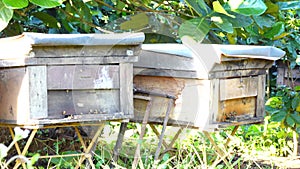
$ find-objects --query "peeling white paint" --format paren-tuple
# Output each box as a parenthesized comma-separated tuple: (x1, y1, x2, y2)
(94, 67, 113, 88)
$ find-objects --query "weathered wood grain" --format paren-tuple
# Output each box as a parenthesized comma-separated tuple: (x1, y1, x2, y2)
(47, 90, 120, 118)
(219, 76, 258, 101)
(33, 45, 141, 57)
(28, 66, 48, 119)
(47, 65, 120, 90)
(0, 56, 138, 68)
(0, 67, 29, 122)
(119, 63, 133, 116)
(256, 75, 266, 117)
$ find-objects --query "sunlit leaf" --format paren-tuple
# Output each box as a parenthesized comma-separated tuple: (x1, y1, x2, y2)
(265, 0, 279, 14)
(3, 0, 28, 9)
(29, 0, 63, 8)
(0, 1, 13, 32)
(32, 12, 61, 28)
(213, 1, 234, 17)
(179, 17, 210, 42)
(228, 0, 267, 16)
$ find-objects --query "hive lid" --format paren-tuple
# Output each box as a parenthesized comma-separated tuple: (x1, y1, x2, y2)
(140, 37, 285, 78)
(0, 32, 145, 59)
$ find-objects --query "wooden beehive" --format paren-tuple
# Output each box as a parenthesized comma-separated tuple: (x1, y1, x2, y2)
(276, 60, 300, 87)
(133, 40, 285, 131)
(0, 32, 144, 125)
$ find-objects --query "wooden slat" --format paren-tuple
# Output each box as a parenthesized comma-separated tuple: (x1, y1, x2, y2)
(134, 68, 199, 79)
(119, 63, 133, 116)
(47, 90, 120, 118)
(219, 76, 258, 101)
(33, 45, 141, 57)
(209, 69, 267, 79)
(0, 56, 138, 68)
(47, 65, 120, 90)
(256, 75, 266, 117)
(28, 66, 48, 119)
(212, 59, 274, 72)
(211, 79, 220, 124)
(0, 67, 29, 122)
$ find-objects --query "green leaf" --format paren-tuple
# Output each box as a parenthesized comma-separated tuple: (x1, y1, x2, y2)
(213, 1, 234, 17)
(185, 0, 210, 16)
(0, 1, 13, 32)
(120, 13, 149, 31)
(277, 1, 300, 10)
(3, 0, 28, 9)
(228, 0, 267, 16)
(253, 15, 275, 28)
(295, 86, 300, 92)
(211, 16, 233, 33)
(290, 113, 300, 124)
(29, 0, 63, 8)
(286, 115, 295, 127)
(32, 12, 61, 28)
(292, 96, 300, 110)
(264, 22, 285, 39)
(265, 0, 279, 14)
(271, 110, 286, 122)
(179, 17, 210, 42)
(162, 153, 170, 161)
(214, 12, 253, 28)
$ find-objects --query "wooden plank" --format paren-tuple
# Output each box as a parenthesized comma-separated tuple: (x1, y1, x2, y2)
(212, 59, 274, 72)
(210, 79, 220, 125)
(133, 76, 185, 96)
(256, 75, 266, 117)
(47, 90, 120, 118)
(217, 97, 256, 122)
(0, 67, 29, 122)
(47, 65, 120, 90)
(283, 67, 300, 79)
(219, 76, 258, 101)
(276, 67, 285, 86)
(28, 66, 48, 119)
(0, 56, 138, 68)
(119, 63, 133, 116)
(209, 69, 267, 79)
(134, 68, 199, 79)
(33, 45, 141, 57)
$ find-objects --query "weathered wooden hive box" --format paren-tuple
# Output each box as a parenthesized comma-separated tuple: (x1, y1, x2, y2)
(276, 60, 300, 87)
(133, 38, 285, 131)
(0, 32, 144, 125)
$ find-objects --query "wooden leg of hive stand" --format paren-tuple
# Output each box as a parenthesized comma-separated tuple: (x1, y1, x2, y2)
(75, 124, 105, 169)
(210, 125, 239, 168)
(149, 124, 168, 148)
(112, 122, 128, 162)
(150, 125, 183, 154)
(10, 128, 38, 169)
(154, 99, 173, 163)
(203, 131, 231, 167)
(132, 99, 152, 169)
